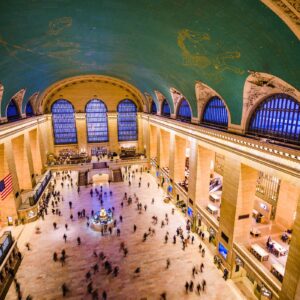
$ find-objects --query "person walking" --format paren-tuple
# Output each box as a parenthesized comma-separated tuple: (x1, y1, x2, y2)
(202, 279, 206, 291)
(200, 263, 204, 273)
(53, 222, 57, 230)
(77, 237, 81, 245)
(189, 280, 194, 292)
(62, 283, 68, 297)
(196, 283, 201, 294)
(185, 281, 189, 293)
(65, 223, 68, 230)
(63, 234, 67, 243)
(166, 258, 170, 269)
(102, 290, 107, 300)
(164, 234, 168, 243)
(53, 252, 58, 262)
(133, 224, 137, 232)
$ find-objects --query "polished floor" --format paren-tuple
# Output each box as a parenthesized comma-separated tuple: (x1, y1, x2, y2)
(7, 170, 247, 300)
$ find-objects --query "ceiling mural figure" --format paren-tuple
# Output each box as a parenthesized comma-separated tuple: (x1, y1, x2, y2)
(0, 0, 299, 124)
(177, 29, 244, 82)
(47, 17, 73, 36)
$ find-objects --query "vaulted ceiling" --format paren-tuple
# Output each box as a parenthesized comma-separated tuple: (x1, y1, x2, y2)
(0, 0, 299, 123)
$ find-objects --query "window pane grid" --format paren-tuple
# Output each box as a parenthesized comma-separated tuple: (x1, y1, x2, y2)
(86, 99, 108, 143)
(201, 96, 228, 128)
(52, 99, 77, 144)
(248, 94, 300, 144)
(118, 99, 137, 141)
(177, 99, 191, 122)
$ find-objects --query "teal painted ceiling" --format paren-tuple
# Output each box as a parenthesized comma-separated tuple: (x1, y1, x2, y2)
(0, 0, 299, 123)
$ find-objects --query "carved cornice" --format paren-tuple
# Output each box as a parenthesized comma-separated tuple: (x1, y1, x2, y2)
(38, 74, 146, 113)
(261, 0, 300, 39)
(242, 71, 300, 130)
(195, 80, 232, 124)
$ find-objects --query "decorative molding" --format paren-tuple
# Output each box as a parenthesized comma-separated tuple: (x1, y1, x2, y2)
(154, 90, 167, 115)
(10, 89, 26, 118)
(28, 92, 40, 115)
(261, 0, 300, 39)
(144, 92, 153, 113)
(38, 74, 146, 113)
(195, 80, 231, 125)
(241, 71, 300, 130)
(170, 87, 184, 115)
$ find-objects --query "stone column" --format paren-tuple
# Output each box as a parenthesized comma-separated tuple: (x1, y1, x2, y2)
(143, 119, 150, 158)
(217, 158, 257, 269)
(24, 132, 36, 186)
(159, 129, 170, 168)
(75, 113, 87, 152)
(108, 113, 119, 152)
(173, 135, 186, 183)
(29, 129, 43, 175)
(149, 125, 158, 159)
(168, 132, 175, 181)
(37, 123, 48, 170)
(137, 113, 143, 153)
(1, 141, 21, 221)
(276, 180, 299, 229)
(280, 189, 300, 300)
(11, 135, 33, 190)
(156, 128, 161, 168)
(194, 146, 215, 208)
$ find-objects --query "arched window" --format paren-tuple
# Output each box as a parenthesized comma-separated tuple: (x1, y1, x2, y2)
(161, 99, 171, 117)
(26, 101, 34, 117)
(202, 96, 228, 128)
(51, 99, 77, 144)
(177, 99, 191, 122)
(86, 99, 108, 143)
(117, 99, 138, 141)
(151, 101, 157, 114)
(248, 94, 300, 144)
(7, 99, 20, 121)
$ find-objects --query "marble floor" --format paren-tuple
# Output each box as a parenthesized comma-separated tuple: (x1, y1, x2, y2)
(7, 170, 248, 300)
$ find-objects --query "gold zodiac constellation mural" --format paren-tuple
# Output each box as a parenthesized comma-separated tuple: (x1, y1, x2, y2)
(47, 17, 73, 36)
(177, 29, 244, 82)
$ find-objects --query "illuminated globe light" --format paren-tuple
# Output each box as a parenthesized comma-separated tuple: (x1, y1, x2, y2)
(91, 208, 114, 232)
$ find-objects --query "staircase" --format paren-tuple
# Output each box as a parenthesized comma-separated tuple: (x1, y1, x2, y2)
(93, 162, 108, 169)
(78, 171, 88, 186)
(112, 169, 123, 182)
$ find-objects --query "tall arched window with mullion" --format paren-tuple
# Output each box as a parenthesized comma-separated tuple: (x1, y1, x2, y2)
(86, 99, 108, 143)
(52, 99, 77, 144)
(161, 99, 171, 117)
(177, 99, 191, 122)
(248, 94, 300, 144)
(117, 99, 137, 141)
(201, 96, 228, 128)
(7, 99, 21, 122)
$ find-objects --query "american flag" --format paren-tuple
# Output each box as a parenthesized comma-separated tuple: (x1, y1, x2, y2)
(0, 174, 13, 200)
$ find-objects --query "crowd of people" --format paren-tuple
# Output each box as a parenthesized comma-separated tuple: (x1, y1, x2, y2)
(10, 165, 228, 300)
